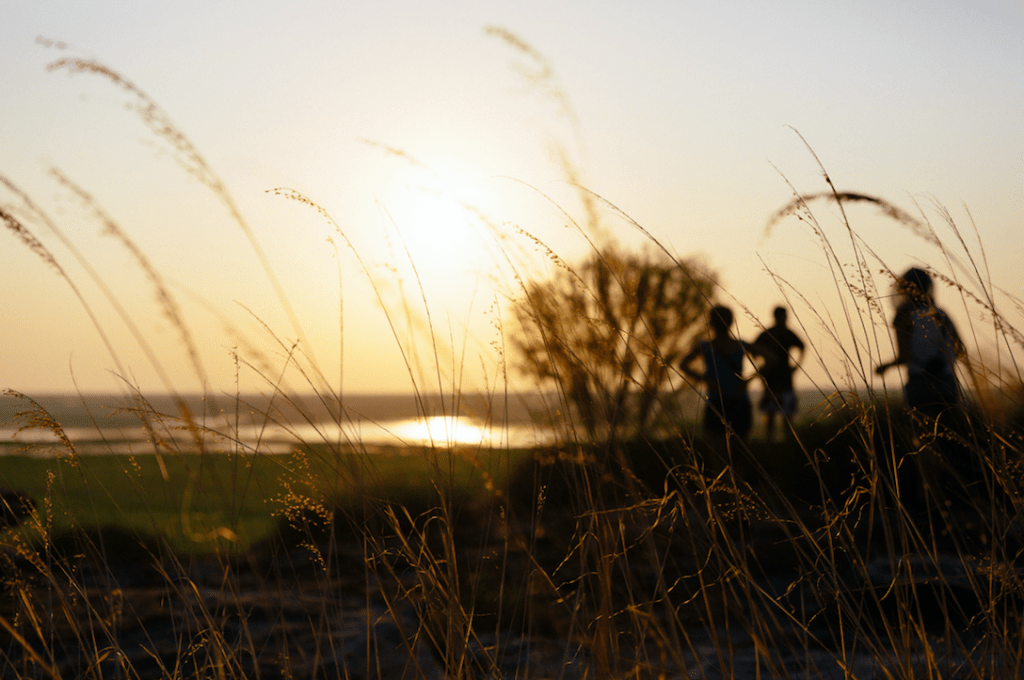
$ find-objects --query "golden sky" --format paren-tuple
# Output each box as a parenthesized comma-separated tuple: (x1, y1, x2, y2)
(2, 0, 1022, 398)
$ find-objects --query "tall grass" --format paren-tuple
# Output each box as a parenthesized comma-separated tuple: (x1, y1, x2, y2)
(2, 44, 1024, 680)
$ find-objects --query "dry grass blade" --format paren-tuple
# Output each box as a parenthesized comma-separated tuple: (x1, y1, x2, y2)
(45, 53, 315, 373)
(0, 616, 61, 680)
(764, 190, 934, 243)
(5, 392, 77, 462)
(0, 205, 63, 275)
(50, 169, 209, 390)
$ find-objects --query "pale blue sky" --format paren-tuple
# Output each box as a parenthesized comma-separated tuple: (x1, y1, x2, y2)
(2, 0, 1022, 396)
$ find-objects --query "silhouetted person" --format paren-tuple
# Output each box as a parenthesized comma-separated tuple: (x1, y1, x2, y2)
(876, 268, 964, 416)
(754, 306, 805, 441)
(681, 306, 758, 458)
(876, 267, 966, 509)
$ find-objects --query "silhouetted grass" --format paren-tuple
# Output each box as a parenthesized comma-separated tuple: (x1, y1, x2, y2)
(2, 41, 1024, 680)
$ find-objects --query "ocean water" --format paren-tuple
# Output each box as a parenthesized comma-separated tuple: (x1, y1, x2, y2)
(0, 388, 869, 456)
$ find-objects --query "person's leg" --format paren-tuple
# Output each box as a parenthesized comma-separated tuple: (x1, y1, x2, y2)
(781, 391, 798, 440)
(760, 390, 778, 442)
(726, 396, 752, 477)
(702, 402, 729, 477)
(904, 375, 964, 517)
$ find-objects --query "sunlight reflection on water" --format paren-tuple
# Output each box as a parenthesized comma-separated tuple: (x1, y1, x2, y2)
(389, 415, 488, 446)
(0, 414, 558, 456)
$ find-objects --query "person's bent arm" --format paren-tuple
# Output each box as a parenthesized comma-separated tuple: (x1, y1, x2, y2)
(680, 346, 705, 383)
(877, 308, 911, 375)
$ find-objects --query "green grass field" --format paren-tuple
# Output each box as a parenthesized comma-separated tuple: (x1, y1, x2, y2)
(0, 446, 533, 556)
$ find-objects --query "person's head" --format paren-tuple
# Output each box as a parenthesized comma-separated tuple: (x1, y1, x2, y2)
(708, 305, 733, 336)
(897, 267, 934, 303)
(772, 306, 788, 325)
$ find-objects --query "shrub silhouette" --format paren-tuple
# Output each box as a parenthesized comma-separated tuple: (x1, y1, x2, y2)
(512, 242, 716, 445)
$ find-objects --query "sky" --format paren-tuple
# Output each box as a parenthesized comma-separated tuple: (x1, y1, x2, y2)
(2, 0, 1022, 400)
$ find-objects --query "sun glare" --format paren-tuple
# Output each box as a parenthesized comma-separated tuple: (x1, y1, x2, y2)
(391, 185, 497, 286)
(390, 415, 488, 446)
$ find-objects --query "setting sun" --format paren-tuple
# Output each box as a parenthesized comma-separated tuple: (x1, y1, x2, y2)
(393, 187, 495, 281)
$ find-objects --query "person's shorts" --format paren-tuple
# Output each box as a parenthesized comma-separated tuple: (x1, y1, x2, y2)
(905, 373, 961, 415)
(759, 389, 798, 417)
(704, 395, 752, 438)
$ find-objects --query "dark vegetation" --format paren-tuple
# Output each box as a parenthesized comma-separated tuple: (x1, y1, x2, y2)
(511, 243, 716, 443)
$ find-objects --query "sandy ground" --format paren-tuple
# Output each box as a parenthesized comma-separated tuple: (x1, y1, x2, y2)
(0, 500, 1010, 680)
